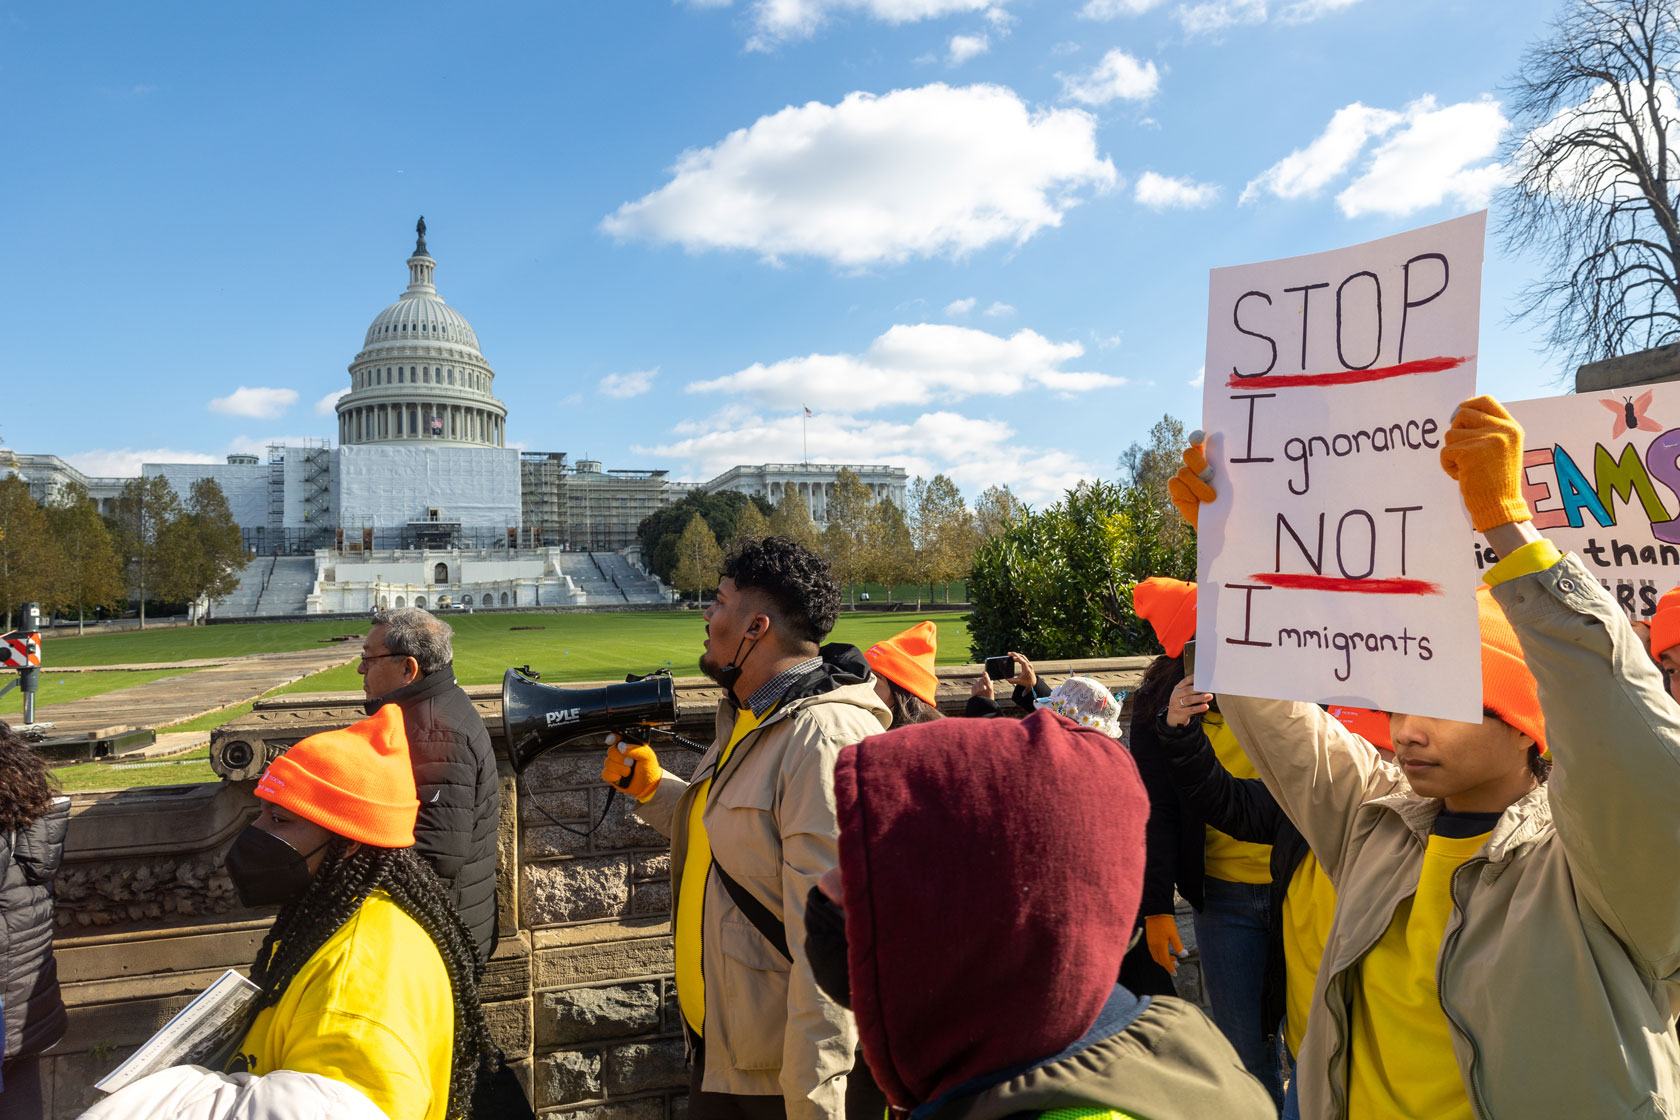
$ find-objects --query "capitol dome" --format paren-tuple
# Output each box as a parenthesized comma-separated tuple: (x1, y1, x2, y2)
(336, 218, 508, 448)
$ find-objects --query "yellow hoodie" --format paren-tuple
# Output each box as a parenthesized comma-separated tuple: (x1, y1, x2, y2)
(232, 891, 454, 1120)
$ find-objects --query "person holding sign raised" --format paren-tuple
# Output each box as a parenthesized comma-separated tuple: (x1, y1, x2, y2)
(1171, 396, 1680, 1119)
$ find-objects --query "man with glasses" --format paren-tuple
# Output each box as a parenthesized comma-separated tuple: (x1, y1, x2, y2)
(360, 607, 501, 965)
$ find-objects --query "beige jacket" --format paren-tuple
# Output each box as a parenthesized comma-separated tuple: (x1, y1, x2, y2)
(638, 660, 889, 1120)
(1221, 553, 1680, 1120)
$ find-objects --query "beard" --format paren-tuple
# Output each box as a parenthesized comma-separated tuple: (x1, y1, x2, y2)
(699, 648, 726, 684)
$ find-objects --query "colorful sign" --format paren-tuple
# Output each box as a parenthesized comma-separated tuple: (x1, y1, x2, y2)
(1196, 212, 1485, 723)
(1497, 384, 1680, 618)
(0, 632, 41, 670)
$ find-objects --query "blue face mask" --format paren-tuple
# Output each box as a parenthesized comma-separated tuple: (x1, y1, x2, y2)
(225, 825, 330, 909)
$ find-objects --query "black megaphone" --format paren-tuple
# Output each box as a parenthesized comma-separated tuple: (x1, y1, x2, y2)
(501, 668, 678, 773)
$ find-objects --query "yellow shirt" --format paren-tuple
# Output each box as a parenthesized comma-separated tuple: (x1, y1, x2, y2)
(1201, 714, 1273, 884)
(1348, 829, 1491, 1120)
(234, 891, 454, 1120)
(1280, 851, 1337, 1056)
(676, 704, 771, 1036)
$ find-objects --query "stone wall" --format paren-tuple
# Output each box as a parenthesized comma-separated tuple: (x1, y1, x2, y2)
(45, 657, 1198, 1119)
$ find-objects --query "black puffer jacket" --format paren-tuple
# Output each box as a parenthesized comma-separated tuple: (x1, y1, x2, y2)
(1154, 711, 1310, 1043)
(367, 667, 500, 964)
(2, 796, 68, 1061)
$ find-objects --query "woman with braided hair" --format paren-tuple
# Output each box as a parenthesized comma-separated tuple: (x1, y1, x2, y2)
(218, 701, 496, 1119)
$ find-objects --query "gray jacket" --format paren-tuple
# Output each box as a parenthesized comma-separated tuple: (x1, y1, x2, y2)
(1221, 552, 1680, 1119)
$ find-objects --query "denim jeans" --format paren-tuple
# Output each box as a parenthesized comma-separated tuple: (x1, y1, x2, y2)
(1194, 875, 1283, 1106)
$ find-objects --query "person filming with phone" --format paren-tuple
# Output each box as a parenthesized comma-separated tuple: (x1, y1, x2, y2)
(966, 651, 1052, 716)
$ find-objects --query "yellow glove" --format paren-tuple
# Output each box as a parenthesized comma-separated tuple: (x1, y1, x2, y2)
(1440, 395, 1531, 532)
(601, 736, 663, 803)
(1167, 440, 1216, 530)
(1145, 913, 1185, 975)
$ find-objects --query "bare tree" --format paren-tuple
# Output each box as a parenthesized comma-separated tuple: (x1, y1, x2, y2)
(1503, 0, 1680, 371)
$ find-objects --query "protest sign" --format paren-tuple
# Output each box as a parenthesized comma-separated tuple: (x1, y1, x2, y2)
(1496, 383, 1680, 618)
(1196, 212, 1484, 722)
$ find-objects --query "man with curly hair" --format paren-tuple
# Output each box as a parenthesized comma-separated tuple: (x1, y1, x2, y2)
(603, 536, 891, 1120)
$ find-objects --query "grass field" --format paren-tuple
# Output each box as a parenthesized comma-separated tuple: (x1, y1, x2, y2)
(7, 668, 199, 719)
(42, 619, 372, 667)
(273, 609, 975, 695)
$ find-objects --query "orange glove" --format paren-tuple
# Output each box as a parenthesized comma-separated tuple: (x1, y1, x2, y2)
(1167, 438, 1216, 530)
(1440, 395, 1531, 533)
(601, 736, 663, 802)
(1145, 913, 1186, 974)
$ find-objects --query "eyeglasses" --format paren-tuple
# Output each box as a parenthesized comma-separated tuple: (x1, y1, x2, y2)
(359, 652, 406, 664)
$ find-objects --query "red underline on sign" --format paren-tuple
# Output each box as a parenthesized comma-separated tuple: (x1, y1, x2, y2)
(1224, 355, 1470, 390)
(1247, 573, 1442, 596)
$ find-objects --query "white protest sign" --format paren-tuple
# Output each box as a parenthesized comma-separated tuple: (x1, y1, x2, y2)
(1490, 384, 1680, 618)
(1197, 211, 1485, 722)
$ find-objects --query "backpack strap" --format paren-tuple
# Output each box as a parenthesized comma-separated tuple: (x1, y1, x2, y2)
(712, 860, 791, 962)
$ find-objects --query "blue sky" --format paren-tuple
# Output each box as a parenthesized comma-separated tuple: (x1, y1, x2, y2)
(2, 0, 1570, 505)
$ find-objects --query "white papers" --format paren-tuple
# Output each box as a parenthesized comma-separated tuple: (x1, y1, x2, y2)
(95, 969, 261, 1094)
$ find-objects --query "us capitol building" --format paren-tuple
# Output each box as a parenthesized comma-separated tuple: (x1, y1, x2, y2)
(7, 220, 906, 614)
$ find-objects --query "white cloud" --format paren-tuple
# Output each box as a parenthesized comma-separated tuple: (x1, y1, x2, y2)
(1515, 79, 1680, 205)
(1241, 102, 1403, 203)
(559, 393, 584, 407)
(983, 300, 1016, 316)
(1335, 96, 1508, 217)
(601, 83, 1118, 267)
(944, 297, 977, 316)
(1189, 365, 1205, 387)
(740, 0, 1007, 49)
(64, 448, 220, 478)
(1243, 96, 1506, 217)
(1175, 0, 1358, 35)
(638, 408, 1096, 503)
(1059, 49, 1159, 106)
(1080, 0, 1167, 16)
(208, 386, 299, 420)
(1134, 170, 1220, 209)
(226, 435, 319, 457)
(600, 368, 659, 398)
(314, 388, 349, 416)
(688, 322, 1122, 411)
(948, 32, 989, 65)
(1091, 329, 1123, 349)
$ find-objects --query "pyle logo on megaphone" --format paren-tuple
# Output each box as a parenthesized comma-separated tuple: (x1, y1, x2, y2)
(544, 708, 583, 728)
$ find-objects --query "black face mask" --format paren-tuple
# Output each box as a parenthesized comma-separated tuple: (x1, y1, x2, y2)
(804, 884, 851, 1009)
(708, 630, 761, 701)
(226, 825, 330, 909)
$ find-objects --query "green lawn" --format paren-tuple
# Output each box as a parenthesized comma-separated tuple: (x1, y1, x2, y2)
(274, 609, 975, 695)
(53, 753, 218, 792)
(40, 619, 371, 667)
(6, 668, 199, 719)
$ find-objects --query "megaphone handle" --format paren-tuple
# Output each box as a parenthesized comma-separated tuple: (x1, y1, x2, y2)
(614, 729, 652, 791)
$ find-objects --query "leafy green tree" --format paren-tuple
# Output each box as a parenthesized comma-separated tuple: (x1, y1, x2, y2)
(974, 484, 1028, 540)
(911, 473, 975, 604)
(863, 498, 915, 602)
(767, 487, 822, 553)
(46, 482, 123, 634)
(730, 501, 771, 549)
(158, 479, 249, 623)
(638, 490, 772, 584)
(115, 475, 184, 630)
(967, 480, 1194, 661)
(1117, 414, 1194, 556)
(822, 469, 874, 607)
(0, 477, 58, 630)
(672, 514, 724, 604)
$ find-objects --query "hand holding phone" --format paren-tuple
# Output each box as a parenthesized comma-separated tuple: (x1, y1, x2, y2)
(1181, 639, 1196, 680)
(984, 655, 1016, 680)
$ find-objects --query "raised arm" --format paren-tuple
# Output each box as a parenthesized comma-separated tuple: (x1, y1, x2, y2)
(1153, 698, 1288, 845)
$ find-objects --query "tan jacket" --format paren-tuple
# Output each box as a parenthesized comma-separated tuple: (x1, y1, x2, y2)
(638, 667, 889, 1120)
(1221, 553, 1680, 1120)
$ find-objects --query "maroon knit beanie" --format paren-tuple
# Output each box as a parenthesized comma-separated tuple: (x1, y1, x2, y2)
(832, 709, 1149, 1109)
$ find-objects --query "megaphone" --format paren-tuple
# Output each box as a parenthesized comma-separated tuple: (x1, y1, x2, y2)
(501, 667, 678, 773)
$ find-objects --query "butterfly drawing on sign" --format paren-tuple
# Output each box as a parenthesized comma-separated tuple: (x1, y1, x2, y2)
(1601, 389, 1663, 437)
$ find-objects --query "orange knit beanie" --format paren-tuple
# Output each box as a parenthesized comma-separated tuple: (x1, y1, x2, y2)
(1477, 587, 1547, 754)
(254, 704, 419, 847)
(1132, 577, 1197, 658)
(866, 621, 939, 706)
(1649, 586, 1680, 658)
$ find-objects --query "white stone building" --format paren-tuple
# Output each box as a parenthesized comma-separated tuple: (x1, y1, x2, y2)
(703, 463, 908, 525)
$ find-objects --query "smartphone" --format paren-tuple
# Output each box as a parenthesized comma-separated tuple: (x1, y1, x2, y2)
(984, 655, 1016, 680)
(1181, 639, 1196, 679)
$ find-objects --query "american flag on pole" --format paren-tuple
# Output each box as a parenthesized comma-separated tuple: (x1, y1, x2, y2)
(804, 405, 813, 417)
(430, 413, 444, 435)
